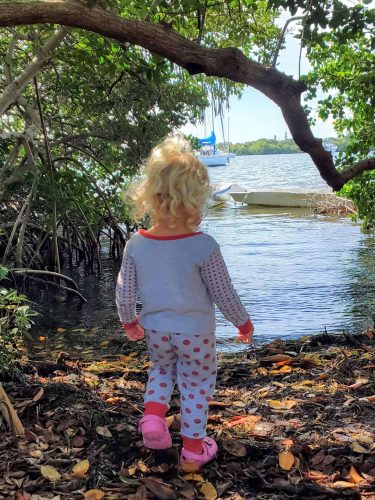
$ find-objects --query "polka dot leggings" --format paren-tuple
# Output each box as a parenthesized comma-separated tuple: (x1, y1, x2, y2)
(144, 330, 217, 439)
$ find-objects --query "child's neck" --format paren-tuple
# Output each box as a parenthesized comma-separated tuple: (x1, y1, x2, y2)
(146, 222, 198, 237)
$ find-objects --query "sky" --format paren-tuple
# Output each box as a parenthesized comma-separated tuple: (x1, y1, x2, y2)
(181, 18, 336, 143)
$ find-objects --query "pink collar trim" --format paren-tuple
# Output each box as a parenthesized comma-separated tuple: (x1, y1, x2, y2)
(139, 229, 203, 240)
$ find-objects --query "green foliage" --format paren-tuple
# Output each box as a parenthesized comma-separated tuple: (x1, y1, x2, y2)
(0, 267, 37, 375)
(225, 138, 301, 155)
(339, 173, 375, 231)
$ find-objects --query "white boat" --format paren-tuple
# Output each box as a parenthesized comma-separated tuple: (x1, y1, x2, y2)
(198, 152, 230, 167)
(207, 183, 232, 207)
(197, 131, 234, 167)
(230, 188, 338, 208)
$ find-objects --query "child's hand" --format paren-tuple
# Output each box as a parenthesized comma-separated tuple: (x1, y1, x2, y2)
(237, 319, 254, 344)
(122, 316, 144, 341)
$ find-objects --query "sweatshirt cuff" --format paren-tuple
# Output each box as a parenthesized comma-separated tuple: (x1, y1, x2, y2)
(238, 319, 251, 335)
(123, 316, 139, 329)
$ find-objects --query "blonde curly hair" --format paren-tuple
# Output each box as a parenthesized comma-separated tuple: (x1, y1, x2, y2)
(130, 134, 211, 230)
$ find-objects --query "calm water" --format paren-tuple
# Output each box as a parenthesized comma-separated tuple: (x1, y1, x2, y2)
(35, 154, 375, 349)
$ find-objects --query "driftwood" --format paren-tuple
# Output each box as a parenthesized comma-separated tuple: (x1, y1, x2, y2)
(0, 382, 25, 437)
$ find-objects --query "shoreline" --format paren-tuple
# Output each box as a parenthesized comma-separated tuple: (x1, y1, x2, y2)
(1, 329, 374, 499)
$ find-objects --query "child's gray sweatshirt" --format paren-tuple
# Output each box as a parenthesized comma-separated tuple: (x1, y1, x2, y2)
(116, 230, 249, 335)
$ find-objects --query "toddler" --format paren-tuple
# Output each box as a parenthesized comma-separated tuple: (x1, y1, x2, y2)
(116, 135, 253, 470)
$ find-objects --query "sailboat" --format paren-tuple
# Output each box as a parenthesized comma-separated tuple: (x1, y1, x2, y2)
(197, 131, 234, 167)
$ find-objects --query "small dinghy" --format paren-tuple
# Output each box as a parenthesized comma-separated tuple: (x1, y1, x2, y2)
(230, 188, 337, 208)
(208, 183, 232, 208)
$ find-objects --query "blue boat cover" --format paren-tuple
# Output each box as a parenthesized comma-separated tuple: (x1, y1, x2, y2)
(198, 131, 216, 146)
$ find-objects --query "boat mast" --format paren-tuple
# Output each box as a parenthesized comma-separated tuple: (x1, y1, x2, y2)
(211, 100, 216, 155)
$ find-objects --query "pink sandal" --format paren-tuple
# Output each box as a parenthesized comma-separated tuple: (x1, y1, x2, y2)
(180, 437, 218, 471)
(138, 415, 172, 449)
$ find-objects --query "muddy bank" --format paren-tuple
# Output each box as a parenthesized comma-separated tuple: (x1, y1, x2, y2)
(1, 329, 375, 499)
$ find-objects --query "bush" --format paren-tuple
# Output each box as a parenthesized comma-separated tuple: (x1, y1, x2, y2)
(0, 267, 37, 376)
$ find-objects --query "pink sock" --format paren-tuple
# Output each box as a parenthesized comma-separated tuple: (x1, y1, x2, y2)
(144, 401, 168, 418)
(183, 436, 203, 454)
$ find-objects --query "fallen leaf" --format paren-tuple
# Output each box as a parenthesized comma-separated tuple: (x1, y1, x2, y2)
(129, 485, 148, 500)
(57, 327, 66, 333)
(341, 378, 368, 390)
(267, 399, 297, 410)
(100, 340, 110, 347)
(137, 462, 148, 473)
(183, 474, 205, 482)
(359, 395, 375, 402)
(128, 467, 137, 476)
(83, 490, 105, 500)
(96, 426, 112, 438)
(216, 481, 233, 497)
(179, 485, 196, 499)
(200, 482, 217, 500)
(231, 401, 247, 407)
(281, 438, 294, 448)
(72, 436, 85, 447)
(117, 354, 135, 362)
(278, 451, 295, 471)
(141, 477, 177, 499)
(322, 455, 335, 466)
(180, 461, 201, 473)
(305, 470, 326, 480)
(332, 481, 356, 489)
(347, 465, 364, 484)
(251, 421, 275, 437)
(208, 401, 229, 407)
(29, 449, 43, 458)
(71, 459, 90, 477)
(310, 450, 325, 465)
(32, 388, 44, 402)
(351, 442, 371, 454)
(222, 439, 247, 457)
(260, 354, 293, 363)
(226, 415, 261, 428)
(270, 366, 292, 375)
(40, 465, 61, 482)
(38, 336, 46, 342)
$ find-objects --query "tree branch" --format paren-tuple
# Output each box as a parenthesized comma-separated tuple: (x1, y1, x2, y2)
(341, 157, 375, 182)
(272, 16, 304, 69)
(0, 24, 72, 116)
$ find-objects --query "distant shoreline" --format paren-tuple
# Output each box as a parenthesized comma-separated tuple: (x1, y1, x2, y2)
(218, 137, 345, 156)
(233, 151, 304, 156)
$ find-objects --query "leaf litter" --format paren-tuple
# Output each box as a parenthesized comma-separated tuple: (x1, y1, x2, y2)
(0, 329, 374, 498)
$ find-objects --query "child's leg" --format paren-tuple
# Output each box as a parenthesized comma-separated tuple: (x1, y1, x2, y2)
(144, 330, 178, 412)
(173, 332, 217, 448)
(140, 330, 177, 449)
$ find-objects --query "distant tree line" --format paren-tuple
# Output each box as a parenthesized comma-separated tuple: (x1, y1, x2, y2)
(219, 137, 349, 156)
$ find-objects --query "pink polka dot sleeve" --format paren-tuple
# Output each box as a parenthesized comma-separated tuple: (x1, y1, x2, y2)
(201, 249, 250, 327)
(116, 248, 138, 324)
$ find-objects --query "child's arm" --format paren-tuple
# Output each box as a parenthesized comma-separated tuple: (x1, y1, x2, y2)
(116, 246, 144, 341)
(201, 249, 254, 343)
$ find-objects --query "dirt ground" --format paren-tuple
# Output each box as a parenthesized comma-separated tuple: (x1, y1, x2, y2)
(1, 328, 374, 499)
